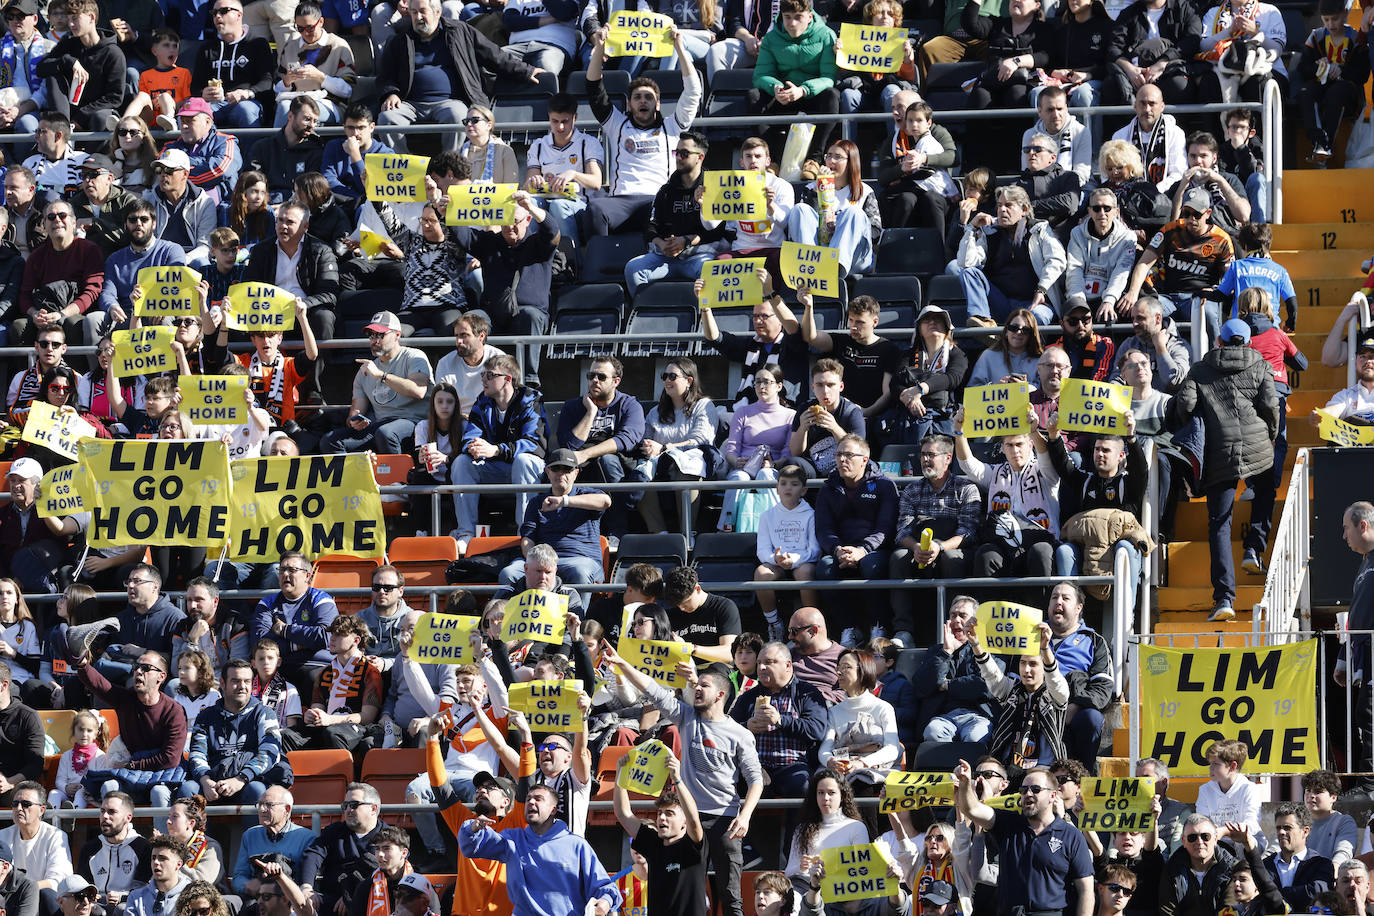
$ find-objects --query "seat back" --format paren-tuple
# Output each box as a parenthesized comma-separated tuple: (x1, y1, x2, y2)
(875, 227, 948, 279)
(622, 307, 699, 358)
(41, 709, 77, 754)
(690, 532, 756, 561)
(286, 749, 354, 826)
(361, 747, 428, 829)
(580, 234, 645, 284)
(313, 555, 382, 614)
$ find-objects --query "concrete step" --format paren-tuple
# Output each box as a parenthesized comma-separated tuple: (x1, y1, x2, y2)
(1290, 279, 1370, 322)
(1271, 222, 1374, 251)
(1280, 169, 1374, 223)
(1156, 584, 1264, 612)
(1273, 249, 1368, 279)
(1174, 499, 1286, 538)
(1164, 540, 1274, 588)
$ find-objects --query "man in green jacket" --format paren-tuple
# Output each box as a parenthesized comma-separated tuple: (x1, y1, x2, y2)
(751, 0, 838, 163)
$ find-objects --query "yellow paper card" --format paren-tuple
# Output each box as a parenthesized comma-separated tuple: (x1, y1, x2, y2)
(21, 402, 95, 460)
(837, 24, 908, 73)
(781, 241, 840, 297)
(1315, 408, 1374, 446)
(225, 283, 297, 332)
(604, 10, 673, 57)
(508, 679, 584, 731)
(134, 265, 202, 318)
(963, 383, 1030, 436)
(37, 463, 88, 518)
(446, 183, 518, 226)
(618, 636, 695, 687)
(975, 601, 1043, 654)
(698, 257, 764, 309)
(1057, 378, 1131, 435)
(179, 375, 248, 427)
(702, 170, 767, 222)
(616, 738, 672, 796)
(365, 153, 431, 203)
(879, 771, 953, 812)
(501, 589, 569, 644)
(1078, 778, 1156, 832)
(111, 327, 175, 378)
(821, 844, 897, 903)
(407, 613, 480, 664)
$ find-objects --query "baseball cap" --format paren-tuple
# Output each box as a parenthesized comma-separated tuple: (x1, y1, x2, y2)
(546, 448, 579, 471)
(81, 154, 116, 175)
(365, 311, 401, 334)
(395, 874, 434, 900)
(1, 0, 37, 17)
(56, 876, 97, 898)
(472, 770, 517, 801)
(915, 304, 952, 333)
(1356, 326, 1374, 354)
(1064, 301, 1092, 316)
(1181, 187, 1211, 214)
(178, 98, 213, 118)
(1220, 318, 1251, 345)
(921, 880, 955, 906)
(6, 457, 41, 482)
(153, 148, 191, 172)
(0, 838, 13, 864)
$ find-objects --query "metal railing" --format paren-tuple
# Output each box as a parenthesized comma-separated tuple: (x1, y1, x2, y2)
(1253, 448, 1312, 636)
(1348, 292, 1373, 389)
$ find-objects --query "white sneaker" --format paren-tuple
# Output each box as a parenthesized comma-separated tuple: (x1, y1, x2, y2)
(1207, 603, 1236, 622)
(869, 625, 887, 643)
(894, 631, 914, 648)
(840, 627, 860, 648)
(767, 620, 785, 643)
(454, 537, 469, 557)
(607, 535, 621, 552)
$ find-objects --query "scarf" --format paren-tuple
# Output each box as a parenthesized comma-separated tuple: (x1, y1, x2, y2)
(1131, 118, 1169, 186)
(248, 349, 287, 424)
(365, 862, 411, 916)
(71, 742, 99, 773)
(1200, 0, 1257, 60)
(0, 34, 42, 95)
(184, 831, 208, 868)
(7, 366, 45, 423)
(461, 140, 497, 181)
(324, 654, 363, 713)
(253, 671, 290, 718)
(919, 340, 951, 375)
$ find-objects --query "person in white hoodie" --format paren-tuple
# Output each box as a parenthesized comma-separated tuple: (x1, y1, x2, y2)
(0, 781, 73, 908)
(76, 791, 150, 916)
(1065, 187, 1138, 323)
(817, 648, 900, 788)
(957, 185, 1067, 328)
(1021, 87, 1094, 183)
(754, 464, 820, 641)
(1110, 83, 1187, 194)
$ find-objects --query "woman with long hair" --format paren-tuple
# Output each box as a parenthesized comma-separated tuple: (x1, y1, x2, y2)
(889, 305, 968, 444)
(174, 881, 230, 916)
(819, 649, 900, 789)
(24, 583, 97, 708)
(0, 579, 39, 684)
(719, 363, 794, 531)
(85, 336, 145, 426)
(415, 382, 460, 487)
(635, 357, 717, 535)
(165, 795, 226, 885)
(292, 171, 352, 257)
(15, 366, 111, 465)
(459, 106, 520, 183)
(786, 139, 882, 276)
(106, 117, 160, 196)
(222, 171, 276, 249)
(787, 768, 869, 899)
(967, 306, 1044, 387)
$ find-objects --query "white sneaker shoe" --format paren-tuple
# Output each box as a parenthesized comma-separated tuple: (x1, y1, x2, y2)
(454, 537, 469, 557)
(767, 620, 785, 643)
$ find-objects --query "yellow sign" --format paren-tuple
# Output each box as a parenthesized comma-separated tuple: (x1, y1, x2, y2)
(227, 455, 385, 561)
(698, 258, 764, 310)
(447, 183, 518, 226)
(134, 266, 202, 318)
(508, 679, 584, 731)
(1315, 408, 1374, 446)
(821, 843, 897, 903)
(964, 383, 1030, 437)
(879, 772, 953, 812)
(22, 402, 95, 461)
(837, 23, 908, 73)
(179, 375, 248, 427)
(502, 589, 569, 644)
(37, 463, 87, 518)
(616, 738, 672, 796)
(365, 153, 430, 203)
(79, 439, 232, 548)
(407, 613, 480, 665)
(1078, 778, 1156, 832)
(702, 171, 767, 222)
(975, 601, 1043, 654)
(112, 327, 175, 378)
(1058, 378, 1131, 435)
(359, 230, 391, 259)
(1139, 640, 1319, 776)
(781, 241, 840, 298)
(225, 283, 297, 332)
(985, 792, 1023, 810)
(619, 636, 695, 687)
(604, 10, 673, 57)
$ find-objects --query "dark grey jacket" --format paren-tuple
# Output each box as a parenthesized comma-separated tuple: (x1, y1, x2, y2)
(376, 19, 535, 109)
(1168, 344, 1278, 489)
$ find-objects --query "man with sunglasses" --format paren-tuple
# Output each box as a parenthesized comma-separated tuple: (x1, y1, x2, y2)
(69, 154, 140, 258)
(1159, 814, 1244, 916)
(189, 0, 273, 129)
(1013, 133, 1083, 235)
(95, 198, 187, 330)
(954, 760, 1094, 916)
(145, 148, 215, 268)
(4, 332, 74, 427)
(556, 354, 644, 544)
(1065, 189, 1137, 325)
(0, 782, 74, 907)
(16, 199, 103, 349)
(623, 130, 727, 294)
(355, 566, 415, 674)
(77, 649, 186, 808)
(54, 876, 100, 916)
(299, 784, 385, 916)
(322, 310, 433, 455)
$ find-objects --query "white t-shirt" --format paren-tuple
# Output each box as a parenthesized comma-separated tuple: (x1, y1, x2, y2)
(434, 344, 504, 416)
(526, 130, 605, 195)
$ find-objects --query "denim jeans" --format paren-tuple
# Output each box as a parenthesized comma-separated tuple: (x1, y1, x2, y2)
(817, 549, 891, 633)
(625, 245, 721, 293)
(1054, 539, 1143, 637)
(506, 40, 568, 75)
(451, 452, 547, 540)
(785, 203, 874, 275)
(500, 554, 603, 586)
(959, 266, 1054, 325)
(923, 708, 992, 743)
(212, 98, 265, 129)
(1246, 172, 1269, 224)
(544, 197, 587, 264)
(407, 770, 475, 853)
(321, 417, 417, 454)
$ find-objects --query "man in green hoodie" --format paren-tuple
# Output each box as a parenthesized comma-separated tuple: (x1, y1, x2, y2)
(751, 0, 838, 163)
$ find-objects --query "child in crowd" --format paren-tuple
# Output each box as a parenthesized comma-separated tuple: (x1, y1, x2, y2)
(49, 709, 110, 808)
(44, 0, 68, 41)
(753, 463, 820, 640)
(0, 578, 40, 685)
(173, 648, 221, 755)
(203, 227, 246, 311)
(107, 374, 177, 438)
(880, 101, 959, 237)
(1196, 738, 1265, 845)
(250, 639, 303, 745)
(125, 29, 192, 131)
(1303, 768, 1360, 865)
(1296, 0, 1371, 166)
(1220, 108, 1269, 223)
(867, 636, 918, 762)
(731, 631, 763, 694)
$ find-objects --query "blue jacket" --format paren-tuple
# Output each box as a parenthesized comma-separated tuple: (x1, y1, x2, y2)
(556, 390, 644, 453)
(97, 239, 188, 315)
(232, 824, 315, 894)
(164, 127, 241, 201)
(911, 640, 1001, 722)
(815, 460, 898, 554)
(250, 587, 339, 667)
(114, 596, 186, 658)
(462, 385, 548, 461)
(188, 696, 287, 784)
(457, 820, 621, 916)
(876, 669, 920, 748)
(321, 137, 394, 198)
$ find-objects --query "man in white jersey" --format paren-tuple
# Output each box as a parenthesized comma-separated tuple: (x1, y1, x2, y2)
(585, 23, 701, 236)
(524, 92, 604, 267)
(699, 136, 794, 277)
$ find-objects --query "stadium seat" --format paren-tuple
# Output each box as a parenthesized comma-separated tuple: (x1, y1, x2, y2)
(703, 68, 756, 144)
(424, 875, 457, 913)
(361, 747, 428, 828)
(622, 305, 699, 358)
(96, 709, 120, 742)
(286, 749, 354, 825)
(921, 61, 988, 114)
(877, 443, 921, 476)
(589, 744, 638, 826)
(313, 555, 382, 615)
(550, 284, 628, 359)
(875, 227, 947, 280)
(925, 272, 968, 326)
(912, 739, 987, 773)
(853, 275, 922, 315)
(41, 709, 76, 754)
(691, 532, 756, 562)
(389, 536, 459, 589)
(711, 308, 754, 336)
(566, 70, 629, 124)
(580, 234, 644, 285)
(464, 535, 522, 559)
(490, 99, 548, 146)
(614, 533, 688, 570)
(631, 280, 697, 311)
(372, 454, 415, 517)
(492, 69, 558, 100)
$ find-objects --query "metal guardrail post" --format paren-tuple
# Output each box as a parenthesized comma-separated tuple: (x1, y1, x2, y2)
(1262, 78, 1283, 223)
(1191, 297, 1206, 362)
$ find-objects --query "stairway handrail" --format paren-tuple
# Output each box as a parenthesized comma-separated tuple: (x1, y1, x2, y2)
(1191, 296, 1207, 362)
(1253, 448, 1313, 638)
(1349, 292, 1372, 389)
(1262, 77, 1283, 222)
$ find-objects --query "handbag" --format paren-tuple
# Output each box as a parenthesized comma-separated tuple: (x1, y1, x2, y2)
(734, 487, 778, 534)
(1348, 113, 1374, 169)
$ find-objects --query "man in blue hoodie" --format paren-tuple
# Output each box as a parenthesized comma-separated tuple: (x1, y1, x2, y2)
(457, 783, 621, 916)
(99, 563, 185, 685)
(249, 551, 339, 693)
(815, 433, 897, 647)
(183, 659, 289, 806)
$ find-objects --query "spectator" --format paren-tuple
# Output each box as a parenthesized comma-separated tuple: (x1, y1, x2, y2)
(585, 26, 700, 236)
(249, 551, 339, 680)
(555, 355, 643, 542)
(124, 837, 191, 916)
(500, 454, 609, 589)
(457, 784, 621, 916)
(299, 784, 384, 916)
(2, 781, 72, 904)
(1104, 0, 1200, 105)
(1158, 814, 1241, 916)
(1092, 865, 1137, 916)
(957, 185, 1065, 328)
(1218, 222, 1298, 331)
(0, 461, 61, 592)
(1297, 0, 1369, 166)
(1304, 769, 1359, 866)
(321, 310, 433, 454)
(1196, 0, 1287, 105)
(749, 0, 837, 163)
(346, 828, 429, 916)
(1065, 188, 1137, 324)
(1023, 87, 1093, 182)
(953, 404, 1060, 579)
(971, 620, 1067, 767)
(142, 148, 214, 268)
(458, 106, 518, 183)
(271, 2, 354, 128)
(754, 466, 820, 638)
(784, 139, 881, 277)
(523, 714, 596, 837)
(22, 111, 88, 197)
(76, 792, 151, 914)
(4, 167, 45, 260)
(787, 608, 842, 704)
(718, 362, 795, 533)
(98, 200, 188, 327)
(71, 155, 140, 259)
(294, 617, 381, 755)
(611, 755, 706, 916)
(889, 305, 967, 445)
(189, 0, 273, 128)
(1134, 757, 1191, 855)
(787, 358, 866, 479)
(230, 786, 313, 896)
(247, 97, 324, 204)
(625, 130, 728, 292)
(1112, 297, 1192, 393)
(1218, 108, 1269, 223)
(967, 308, 1043, 389)
(433, 314, 504, 417)
(785, 769, 868, 882)
(1168, 132, 1251, 238)
(818, 648, 899, 788)
(355, 566, 413, 673)
(815, 434, 898, 645)
(522, 93, 604, 267)
(801, 292, 900, 423)
(1169, 318, 1277, 621)
(1090, 141, 1171, 246)
(961, 0, 1053, 110)
(1338, 861, 1371, 916)
(1014, 132, 1084, 233)
(380, 611, 457, 748)
(170, 578, 245, 674)
(0, 665, 39, 806)
(912, 595, 1001, 743)
(701, 138, 794, 273)
(661, 566, 740, 666)
(1264, 802, 1334, 911)
(321, 103, 391, 199)
(52, 877, 98, 916)
(37, 0, 123, 131)
(183, 658, 287, 807)
(0, 0, 51, 138)
(1319, 326, 1374, 422)
(100, 563, 185, 683)
(877, 101, 957, 237)
(633, 357, 716, 535)
(701, 274, 806, 408)
(866, 638, 916, 755)
(1239, 287, 1303, 519)
(163, 98, 241, 205)
(1041, 583, 1119, 773)
(15, 200, 104, 349)
(1229, 854, 1289, 916)
(1110, 85, 1187, 193)
(1196, 738, 1264, 840)
(730, 641, 828, 797)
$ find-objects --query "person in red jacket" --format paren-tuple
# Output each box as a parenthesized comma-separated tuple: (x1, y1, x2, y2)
(12, 199, 104, 347)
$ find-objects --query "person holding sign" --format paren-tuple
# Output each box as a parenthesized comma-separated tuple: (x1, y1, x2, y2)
(365, 195, 470, 336)
(911, 597, 1002, 744)
(698, 139, 795, 276)
(956, 185, 1065, 328)
(783, 769, 869, 887)
(969, 619, 1069, 767)
(700, 266, 808, 408)
(624, 130, 730, 293)
(522, 94, 605, 267)
(834, 3, 917, 134)
(98, 199, 190, 328)
(612, 753, 708, 916)
(1315, 328, 1374, 427)
(15, 366, 110, 464)
(0, 460, 64, 593)
(784, 140, 881, 277)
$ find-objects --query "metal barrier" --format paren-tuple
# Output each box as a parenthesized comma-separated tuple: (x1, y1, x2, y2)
(1348, 292, 1373, 389)
(1253, 448, 1312, 636)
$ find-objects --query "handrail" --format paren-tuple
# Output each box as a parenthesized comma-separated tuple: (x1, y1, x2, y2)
(1253, 448, 1312, 638)
(1112, 543, 1129, 694)
(1191, 296, 1206, 362)
(1348, 292, 1372, 389)
(1262, 77, 1283, 222)
(1141, 438, 1159, 637)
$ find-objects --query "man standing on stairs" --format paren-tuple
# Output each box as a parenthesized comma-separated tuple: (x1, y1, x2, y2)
(1336, 501, 1374, 797)
(1167, 318, 1278, 623)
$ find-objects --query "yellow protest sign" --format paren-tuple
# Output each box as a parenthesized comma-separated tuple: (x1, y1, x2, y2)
(879, 772, 953, 812)
(604, 10, 673, 57)
(225, 283, 297, 332)
(1315, 408, 1374, 446)
(179, 375, 248, 427)
(698, 258, 764, 310)
(1058, 378, 1131, 435)
(1078, 778, 1156, 832)
(502, 590, 569, 644)
(837, 23, 908, 73)
(365, 152, 430, 203)
(227, 455, 385, 561)
(619, 636, 695, 687)
(112, 327, 176, 378)
(975, 601, 1043, 654)
(407, 613, 480, 665)
(1139, 640, 1319, 776)
(359, 230, 391, 259)
(702, 170, 767, 222)
(985, 792, 1023, 810)
(821, 843, 897, 903)
(616, 738, 672, 796)
(781, 242, 840, 297)
(446, 183, 518, 226)
(134, 266, 202, 318)
(508, 679, 584, 731)
(21, 402, 95, 461)
(37, 463, 87, 518)
(79, 439, 232, 548)
(964, 383, 1030, 437)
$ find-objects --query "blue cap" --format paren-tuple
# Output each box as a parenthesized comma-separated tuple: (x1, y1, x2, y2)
(1220, 318, 1251, 345)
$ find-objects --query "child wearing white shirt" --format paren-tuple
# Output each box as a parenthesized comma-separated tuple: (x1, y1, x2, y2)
(1195, 738, 1266, 848)
(754, 464, 821, 640)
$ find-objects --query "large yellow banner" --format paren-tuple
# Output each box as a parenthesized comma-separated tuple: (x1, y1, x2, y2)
(837, 24, 908, 73)
(78, 439, 232, 548)
(22, 402, 95, 460)
(964, 383, 1030, 437)
(112, 327, 175, 378)
(702, 171, 767, 222)
(1139, 641, 1319, 776)
(1058, 378, 1131, 435)
(227, 455, 385, 561)
(698, 258, 764, 309)
(447, 184, 518, 226)
(365, 153, 430, 203)
(407, 613, 480, 665)
(604, 10, 672, 57)
(135, 266, 201, 318)
(781, 242, 840, 297)
(225, 283, 297, 332)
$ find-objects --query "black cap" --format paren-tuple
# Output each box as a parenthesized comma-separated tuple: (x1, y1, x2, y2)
(472, 770, 517, 801)
(546, 448, 579, 471)
(2, 0, 37, 16)
(1357, 326, 1374, 354)
(921, 880, 955, 906)
(81, 154, 116, 175)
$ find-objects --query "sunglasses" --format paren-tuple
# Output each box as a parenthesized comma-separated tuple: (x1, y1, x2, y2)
(1019, 784, 1049, 794)
(371, 583, 399, 592)
(255, 892, 282, 902)
(787, 624, 815, 635)
(461, 116, 488, 125)
(173, 317, 200, 327)
(3, 11, 27, 19)
(1185, 832, 1213, 843)
(585, 372, 613, 382)
(1006, 324, 1030, 333)
(974, 769, 1005, 780)
(68, 892, 97, 904)
(1065, 314, 1092, 326)
(127, 214, 154, 223)
(1055, 774, 1078, 785)
(1104, 884, 1134, 896)
(661, 372, 686, 381)
(481, 371, 511, 381)
(340, 800, 373, 811)
(674, 148, 700, 157)
(537, 741, 569, 753)
(116, 127, 142, 137)
(13, 799, 43, 809)
(212, 6, 240, 12)
(47, 382, 71, 391)
(1089, 204, 1114, 213)
(152, 165, 181, 175)
(37, 340, 63, 348)
(134, 663, 165, 675)
(1023, 146, 1053, 155)
(44, 212, 69, 221)
(188, 907, 213, 916)
(1180, 208, 1205, 219)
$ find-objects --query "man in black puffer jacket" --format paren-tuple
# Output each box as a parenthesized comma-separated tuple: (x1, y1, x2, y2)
(1168, 318, 1278, 623)
(1159, 813, 1242, 916)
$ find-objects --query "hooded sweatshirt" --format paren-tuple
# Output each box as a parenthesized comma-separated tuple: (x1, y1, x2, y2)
(36, 29, 126, 115)
(78, 830, 151, 897)
(187, 696, 285, 783)
(190, 32, 274, 95)
(753, 17, 837, 97)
